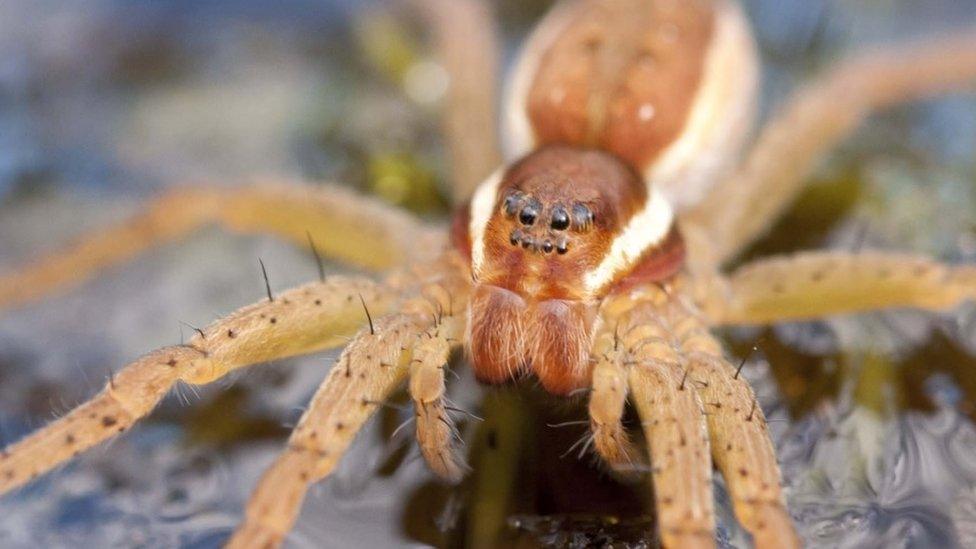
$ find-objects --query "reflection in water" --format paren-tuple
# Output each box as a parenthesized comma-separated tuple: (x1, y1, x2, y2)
(0, 0, 975, 547)
(779, 394, 967, 547)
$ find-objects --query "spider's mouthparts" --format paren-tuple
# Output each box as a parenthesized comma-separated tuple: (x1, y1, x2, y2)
(467, 283, 594, 395)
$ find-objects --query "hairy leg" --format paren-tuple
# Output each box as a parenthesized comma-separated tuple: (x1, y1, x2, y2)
(588, 333, 643, 475)
(601, 293, 716, 548)
(674, 306, 798, 548)
(0, 182, 440, 312)
(589, 342, 647, 475)
(629, 359, 715, 548)
(703, 251, 976, 325)
(228, 255, 470, 547)
(227, 313, 429, 548)
(409, 313, 469, 483)
(683, 29, 976, 266)
(411, 0, 501, 203)
(0, 275, 393, 494)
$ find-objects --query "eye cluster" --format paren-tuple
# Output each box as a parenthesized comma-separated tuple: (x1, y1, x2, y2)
(501, 191, 595, 255)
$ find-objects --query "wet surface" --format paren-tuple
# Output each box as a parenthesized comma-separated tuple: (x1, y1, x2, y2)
(1, 0, 976, 547)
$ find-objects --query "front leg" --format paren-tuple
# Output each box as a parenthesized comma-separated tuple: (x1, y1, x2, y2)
(227, 313, 429, 548)
(627, 354, 716, 548)
(0, 275, 393, 496)
(596, 295, 716, 548)
(704, 251, 976, 325)
(599, 290, 800, 548)
(674, 309, 798, 548)
(228, 260, 469, 547)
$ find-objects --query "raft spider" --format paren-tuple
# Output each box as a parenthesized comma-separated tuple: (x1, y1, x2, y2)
(2, 0, 976, 546)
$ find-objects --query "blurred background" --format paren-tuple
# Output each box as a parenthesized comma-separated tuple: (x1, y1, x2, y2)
(1, 0, 975, 547)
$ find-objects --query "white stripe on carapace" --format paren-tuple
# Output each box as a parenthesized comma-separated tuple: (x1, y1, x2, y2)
(469, 167, 505, 278)
(643, 0, 758, 211)
(582, 187, 674, 296)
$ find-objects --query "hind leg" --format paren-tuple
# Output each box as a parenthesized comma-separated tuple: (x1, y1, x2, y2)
(684, 29, 976, 267)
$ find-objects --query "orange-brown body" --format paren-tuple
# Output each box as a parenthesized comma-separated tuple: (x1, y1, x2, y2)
(526, 0, 714, 168)
(455, 146, 685, 394)
(454, 0, 724, 396)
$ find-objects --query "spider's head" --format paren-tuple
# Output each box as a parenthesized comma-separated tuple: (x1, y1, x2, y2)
(458, 145, 685, 394)
(458, 145, 683, 302)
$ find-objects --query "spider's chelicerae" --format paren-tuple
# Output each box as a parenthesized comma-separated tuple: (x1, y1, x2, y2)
(2, 0, 976, 547)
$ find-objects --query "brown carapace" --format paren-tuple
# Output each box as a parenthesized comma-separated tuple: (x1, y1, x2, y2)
(454, 146, 684, 394)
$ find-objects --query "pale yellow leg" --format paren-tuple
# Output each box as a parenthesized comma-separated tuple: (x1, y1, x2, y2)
(0, 275, 394, 495)
(226, 313, 430, 548)
(675, 310, 798, 549)
(602, 294, 716, 548)
(587, 330, 643, 475)
(227, 255, 471, 547)
(705, 251, 976, 325)
(684, 29, 976, 266)
(0, 181, 440, 312)
(411, 0, 502, 202)
(628, 360, 715, 549)
(409, 314, 469, 483)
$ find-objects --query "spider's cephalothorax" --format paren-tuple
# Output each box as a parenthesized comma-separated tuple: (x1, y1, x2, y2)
(453, 0, 754, 395)
(455, 145, 684, 394)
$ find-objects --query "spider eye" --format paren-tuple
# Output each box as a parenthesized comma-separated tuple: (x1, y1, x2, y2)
(502, 194, 520, 217)
(519, 204, 538, 226)
(571, 203, 594, 230)
(550, 206, 570, 231)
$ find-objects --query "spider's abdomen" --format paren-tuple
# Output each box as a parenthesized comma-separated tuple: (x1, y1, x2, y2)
(456, 145, 684, 395)
(503, 0, 758, 210)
